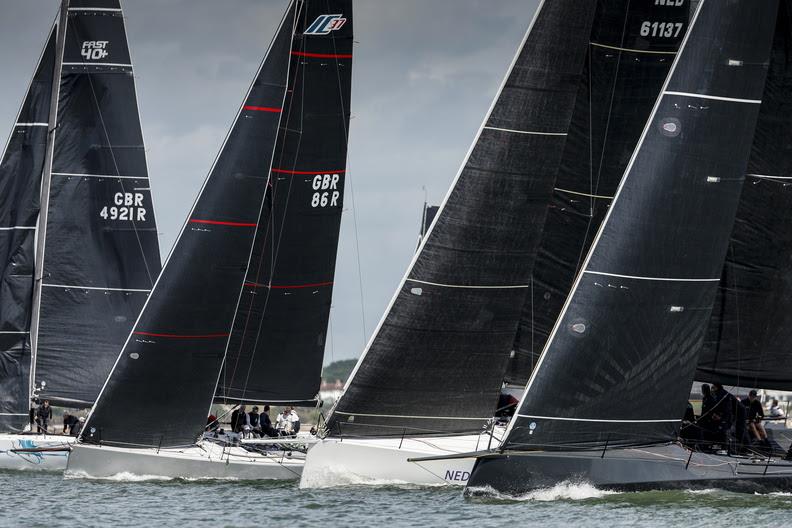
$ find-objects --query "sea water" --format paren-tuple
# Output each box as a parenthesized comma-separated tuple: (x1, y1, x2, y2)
(3, 470, 792, 527)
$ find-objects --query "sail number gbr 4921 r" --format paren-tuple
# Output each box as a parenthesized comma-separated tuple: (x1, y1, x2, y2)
(311, 173, 340, 208)
(99, 192, 148, 221)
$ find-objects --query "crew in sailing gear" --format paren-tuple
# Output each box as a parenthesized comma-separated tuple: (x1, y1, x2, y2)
(289, 407, 300, 435)
(36, 400, 52, 433)
(769, 399, 785, 419)
(63, 412, 81, 435)
(276, 409, 293, 435)
(742, 390, 767, 441)
(260, 406, 277, 437)
(248, 407, 261, 437)
(231, 405, 249, 433)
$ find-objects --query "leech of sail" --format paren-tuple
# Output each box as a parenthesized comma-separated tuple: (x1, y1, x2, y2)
(584, 270, 720, 282)
(663, 90, 762, 104)
(406, 278, 532, 289)
(483, 126, 568, 136)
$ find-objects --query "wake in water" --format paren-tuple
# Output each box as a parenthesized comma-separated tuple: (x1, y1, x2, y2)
(465, 480, 619, 502)
(64, 470, 243, 483)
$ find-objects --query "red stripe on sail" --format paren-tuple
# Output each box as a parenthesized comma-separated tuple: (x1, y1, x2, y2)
(243, 106, 281, 112)
(189, 219, 256, 227)
(134, 331, 230, 339)
(291, 51, 352, 59)
(271, 168, 346, 175)
(244, 281, 334, 289)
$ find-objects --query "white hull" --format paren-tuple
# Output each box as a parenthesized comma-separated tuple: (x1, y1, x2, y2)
(300, 432, 499, 488)
(0, 434, 73, 471)
(66, 440, 309, 480)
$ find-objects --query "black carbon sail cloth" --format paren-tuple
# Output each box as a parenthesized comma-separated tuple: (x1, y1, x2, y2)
(696, 1, 792, 391)
(326, 1, 597, 438)
(0, 28, 55, 432)
(34, 2, 161, 407)
(506, 0, 689, 385)
(503, 0, 777, 450)
(216, 0, 353, 405)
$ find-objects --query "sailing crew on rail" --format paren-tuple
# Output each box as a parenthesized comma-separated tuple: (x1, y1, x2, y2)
(36, 400, 52, 434)
(742, 390, 768, 442)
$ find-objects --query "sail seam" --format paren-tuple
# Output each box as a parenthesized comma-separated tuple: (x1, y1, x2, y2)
(41, 283, 151, 292)
(62, 62, 132, 68)
(0, 331, 30, 334)
(518, 414, 680, 423)
(0, 226, 36, 231)
(584, 270, 720, 282)
(15, 122, 49, 127)
(747, 173, 792, 180)
(133, 331, 230, 339)
(483, 126, 567, 136)
(663, 90, 761, 104)
(68, 7, 122, 12)
(589, 42, 677, 55)
(334, 411, 490, 421)
(52, 172, 146, 180)
(406, 278, 531, 289)
(555, 187, 614, 199)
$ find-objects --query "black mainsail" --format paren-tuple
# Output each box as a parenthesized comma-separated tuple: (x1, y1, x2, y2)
(500, 0, 777, 451)
(695, 1, 792, 391)
(33, 0, 162, 407)
(506, 0, 689, 385)
(326, 0, 598, 438)
(0, 0, 160, 431)
(0, 28, 56, 432)
(82, 0, 352, 449)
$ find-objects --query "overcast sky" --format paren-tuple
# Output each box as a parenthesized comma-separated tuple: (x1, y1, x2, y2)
(0, 0, 539, 364)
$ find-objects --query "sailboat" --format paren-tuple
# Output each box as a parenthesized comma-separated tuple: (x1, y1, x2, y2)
(66, 0, 353, 480)
(0, 0, 161, 471)
(300, 0, 691, 488)
(466, 0, 792, 495)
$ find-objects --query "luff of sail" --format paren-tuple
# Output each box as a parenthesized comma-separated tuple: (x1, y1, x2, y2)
(0, 27, 56, 433)
(31, 0, 162, 408)
(506, 0, 689, 385)
(216, 0, 353, 406)
(502, 0, 778, 451)
(325, 0, 598, 438)
(81, 2, 299, 449)
(696, 0, 792, 391)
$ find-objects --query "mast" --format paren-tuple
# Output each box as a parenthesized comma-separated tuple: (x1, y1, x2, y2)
(324, 0, 597, 438)
(501, 0, 778, 451)
(28, 0, 68, 406)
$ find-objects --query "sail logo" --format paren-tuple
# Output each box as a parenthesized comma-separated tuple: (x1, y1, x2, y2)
(81, 41, 109, 61)
(304, 14, 347, 35)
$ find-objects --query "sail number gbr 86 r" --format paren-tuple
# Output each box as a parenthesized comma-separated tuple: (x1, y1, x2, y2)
(99, 192, 148, 221)
(311, 173, 340, 208)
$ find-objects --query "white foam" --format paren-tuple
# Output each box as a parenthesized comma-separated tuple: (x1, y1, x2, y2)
(299, 464, 444, 489)
(467, 481, 618, 502)
(685, 488, 718, 495)
(65, 470, 173, 482)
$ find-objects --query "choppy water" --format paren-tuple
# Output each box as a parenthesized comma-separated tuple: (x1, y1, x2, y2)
(4, 470, 792, 528)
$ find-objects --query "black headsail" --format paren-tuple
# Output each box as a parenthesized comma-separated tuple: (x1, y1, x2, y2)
(326, 1, 598, 438)
(83, 0, 351, 448)
(216, 0, 353, 405)
(501, 0, 777, 451)
(506, 0, 689, 385)
(30, 0, 162, 408)
(695, 1, 792, 391)
(0, 27, 56, 433)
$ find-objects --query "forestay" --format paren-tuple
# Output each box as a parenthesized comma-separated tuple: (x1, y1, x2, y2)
(326, 0, 597, 438)
(506, 0, 690, 385)
(696, 0, 792, 391)
(503, 0, 778, 450)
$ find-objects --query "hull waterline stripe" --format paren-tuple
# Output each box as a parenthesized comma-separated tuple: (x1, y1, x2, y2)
(291, 51, 352, 59)
(244, 281, 334, 289)
(334, 411, 491, 421)
(555, 187, 614, 199)
(590, 41, 677, 55)
(0, 226, 35, 231)
(243, 106, 282, 113)
(15, 122, 48, 127)
(584, 270, 720, 282)
(53, 172, 147, 180)
(62, 62, 133, 68)
(483, 126, 567, 136)
(134, 331, 230, 339)
(518, 414, 680, 423)
(189, 219, 257, 227)
(663, 90, 762, 104)
(42, 284, 151, 293)
(271, 168, 346, 175)
(406, 278, 531, 289)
